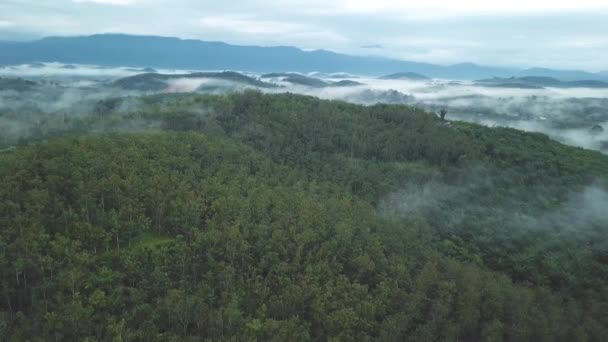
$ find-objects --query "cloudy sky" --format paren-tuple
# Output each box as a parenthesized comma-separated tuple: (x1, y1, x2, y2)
(1, 0, 608, 71)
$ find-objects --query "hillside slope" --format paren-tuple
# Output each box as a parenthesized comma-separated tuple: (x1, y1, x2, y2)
(1, 92, 607, 340)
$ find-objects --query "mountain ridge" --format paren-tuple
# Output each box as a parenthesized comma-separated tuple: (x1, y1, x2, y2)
(1, 34, 607, 81)
(476, 76, 608, 88)
(379, 72, 430, 80)
(0, 34, 514, 80)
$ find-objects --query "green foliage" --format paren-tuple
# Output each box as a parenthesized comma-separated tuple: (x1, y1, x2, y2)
(1, 92, 607, 340)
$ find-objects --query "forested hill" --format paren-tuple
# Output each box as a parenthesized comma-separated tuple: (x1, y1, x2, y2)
(1, 91, 607, 340)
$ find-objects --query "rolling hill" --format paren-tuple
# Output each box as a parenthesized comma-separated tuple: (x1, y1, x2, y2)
(261, 73, 363, 87)
(112, 71, 278, 91)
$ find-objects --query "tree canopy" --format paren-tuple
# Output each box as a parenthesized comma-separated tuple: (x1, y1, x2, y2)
(1, 91, 607, 340)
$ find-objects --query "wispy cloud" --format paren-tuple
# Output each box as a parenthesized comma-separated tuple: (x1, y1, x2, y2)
(315, 0, 608, 16)
(197, 16, 307, 35)
(73, 0, 134, 5)
(196, 15, 348, 45)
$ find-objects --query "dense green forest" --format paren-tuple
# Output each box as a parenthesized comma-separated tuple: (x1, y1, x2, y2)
(1, 91, 607, 340)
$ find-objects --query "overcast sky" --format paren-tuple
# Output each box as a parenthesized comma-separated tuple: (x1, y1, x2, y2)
(1, 0, 608, 71)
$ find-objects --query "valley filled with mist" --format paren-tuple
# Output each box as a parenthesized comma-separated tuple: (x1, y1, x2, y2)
(2, 62, 606, 154)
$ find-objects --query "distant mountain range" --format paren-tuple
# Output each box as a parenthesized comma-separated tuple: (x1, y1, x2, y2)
(1, 34, 607, 81)
(515, 68, 608, 82)
(379, 72, 430, 80)
(476, 76, 608, 89)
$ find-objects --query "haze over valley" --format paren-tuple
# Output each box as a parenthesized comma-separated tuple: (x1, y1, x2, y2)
(2, 57, 607, 154)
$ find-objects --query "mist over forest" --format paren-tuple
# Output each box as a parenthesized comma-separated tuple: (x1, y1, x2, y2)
(1, 60, 608, 340)
(2, 63, 607, 153)
(4, 0, 608, 337)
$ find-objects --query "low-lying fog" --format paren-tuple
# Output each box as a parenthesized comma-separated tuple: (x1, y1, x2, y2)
(1, 63, 607, 153)
(279, 77, 607, 152)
